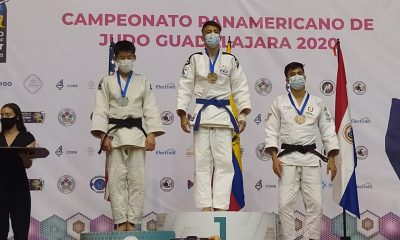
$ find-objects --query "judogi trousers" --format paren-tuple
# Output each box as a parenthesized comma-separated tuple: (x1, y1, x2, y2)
(107, 147, 145, 224)
(279, 165, 322, 240)
(194, 127, 234, 210)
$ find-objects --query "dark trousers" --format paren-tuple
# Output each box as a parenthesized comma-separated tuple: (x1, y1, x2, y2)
(0, 180, 31, 240)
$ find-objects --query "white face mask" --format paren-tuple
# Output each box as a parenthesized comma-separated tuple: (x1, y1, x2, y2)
(288, 75, 306, 90)
(205, 33, 221, 48)
(117, 59, 134, 73)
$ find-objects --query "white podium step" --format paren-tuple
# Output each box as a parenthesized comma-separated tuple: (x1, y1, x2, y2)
(157, 212, 277, 240)
(80, 231, 175, 240)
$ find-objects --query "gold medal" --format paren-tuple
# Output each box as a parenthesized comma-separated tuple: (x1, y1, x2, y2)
(294, 115, 306, 124)
(207, 73, 217, 84)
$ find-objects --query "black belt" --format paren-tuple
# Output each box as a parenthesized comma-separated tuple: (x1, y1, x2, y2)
(98, 117, 147, 154)
(277, 143, 328, 162)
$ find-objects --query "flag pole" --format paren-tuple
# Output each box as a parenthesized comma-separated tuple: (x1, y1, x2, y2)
(340, 208, 350, 240)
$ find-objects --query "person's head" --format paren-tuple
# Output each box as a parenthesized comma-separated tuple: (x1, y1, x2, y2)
(113, 40, 136, 74)
(1, 103, 27, 133)
(284, 62, 306, 91)
(201, 20, 222, 49)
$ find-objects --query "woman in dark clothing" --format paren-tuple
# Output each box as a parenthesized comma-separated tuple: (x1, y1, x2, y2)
(0, 103, 35, 240)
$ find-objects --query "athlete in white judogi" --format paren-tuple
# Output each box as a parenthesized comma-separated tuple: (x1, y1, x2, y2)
(91, 41, 164, 231)
(177, 21, 251, 211)
(264, 62, 339, 240)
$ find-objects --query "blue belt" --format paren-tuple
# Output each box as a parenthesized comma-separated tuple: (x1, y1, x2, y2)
(193, 98, 239, 133)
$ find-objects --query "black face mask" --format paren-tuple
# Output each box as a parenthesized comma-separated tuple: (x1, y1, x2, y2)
(1, 116, 18, 130)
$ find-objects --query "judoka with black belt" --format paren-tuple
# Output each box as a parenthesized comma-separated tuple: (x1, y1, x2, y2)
(91, 40, 164, 231)
(264, 62, 339, 240)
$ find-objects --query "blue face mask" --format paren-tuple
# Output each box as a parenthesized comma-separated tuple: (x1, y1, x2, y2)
(205, 33, 221, 48)
(288, 75, 306, 90)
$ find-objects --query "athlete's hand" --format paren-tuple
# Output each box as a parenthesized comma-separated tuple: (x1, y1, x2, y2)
(101, 135, 113, 152)
(327, 156, 337, 181)
(272, 157, 283, 178)
(238, 120, 246, 133)
(180, 115, 192, 133)
(145, 133, 156, 151)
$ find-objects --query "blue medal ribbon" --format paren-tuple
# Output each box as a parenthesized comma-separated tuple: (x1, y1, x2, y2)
(288, 92, 310, 115)
(116, 71, 134, 97)
(205, 48, 219, 73)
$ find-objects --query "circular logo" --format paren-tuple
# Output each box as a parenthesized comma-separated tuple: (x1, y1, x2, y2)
(356, 146, 368, 160)
(320, 80, 335, 96)
(161, 111, 174, 125)
(160, 177, 174, 192)
(342, 124, 353, 144)
(58, 108, 76, 127)
(90, 176, 106, 193)
(353, 81, 366, 95)
(255, 78, 272, 96)
(57, 175, 75, 194)
(123, 237, 139, 240)
(255, 143, 271, 161)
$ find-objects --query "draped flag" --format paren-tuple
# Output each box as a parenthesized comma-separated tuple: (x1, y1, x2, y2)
(226, 37, 245, 210)
(332, 39, 360, 218)
(385, 98, 400, 181)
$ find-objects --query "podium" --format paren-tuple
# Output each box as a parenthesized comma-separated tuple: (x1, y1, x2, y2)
(157, 212, 277, 240)
(0, 147, 49, 158)
(80, 231, 175, 240)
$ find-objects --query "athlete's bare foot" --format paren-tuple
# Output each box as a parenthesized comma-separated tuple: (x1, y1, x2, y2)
(213, 208, 226, 211)
(201, 207, 212, 211)
(115, 222, 126, 231)
(126, 222, 135, 231)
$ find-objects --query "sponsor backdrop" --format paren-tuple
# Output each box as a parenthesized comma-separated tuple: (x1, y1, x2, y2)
(1, 0, 399, 239)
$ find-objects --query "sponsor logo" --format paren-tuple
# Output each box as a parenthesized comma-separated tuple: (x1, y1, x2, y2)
(0, 81, 12, 88)
(58, 108, 76, 127)
(0, 2, 7, 63)
(55, 145, 78, 157)
(90, 176, 106, 193)
(255, 78, 272, 96)
(254, 113, 262, 125)
(353, 81, 366, 95)
(57, 175, 75, 194)
(156, 148, 176, 155)
(255, 180, 276, 191)
(56, 79, 78, 90)
(155, 83, 176, 90)
(320, 80, 335, 96)
(342, 123, 353, 144)
(161, 111, 174, 125)
(351, 117, 371, 124)
(24, 74, 43, 94)
(29, 178, 44, 191)
(22, 111, 45, 123)
(322, 180, 333, 190)
(358, 182, 372, 189)
(88, 80, 96, 89)
(255, 180, 263, 191)
(255, 143, 271, 161)
(160, 177, 174, 192)
(356, 146, 368, 160)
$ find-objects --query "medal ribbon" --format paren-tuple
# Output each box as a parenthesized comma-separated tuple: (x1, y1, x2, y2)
(205, 48, 219, 73)
(116, 71, 134, 97)
(288, 92, 310, 115)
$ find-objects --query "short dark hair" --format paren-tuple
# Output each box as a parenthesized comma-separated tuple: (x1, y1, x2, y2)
(201, 20, 222, 33)
(113, 40, 136, 57)
(1, 103, 27, 133)
(284, 62, 305, 78)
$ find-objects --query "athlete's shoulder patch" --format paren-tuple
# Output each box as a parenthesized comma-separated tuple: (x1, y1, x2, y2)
(184, 52, 203, 66)
(223, 52, 240, 68)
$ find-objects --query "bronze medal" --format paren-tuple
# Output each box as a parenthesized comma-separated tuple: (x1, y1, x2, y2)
(294, 115, 306, 124)
(207, 73, 217, 84)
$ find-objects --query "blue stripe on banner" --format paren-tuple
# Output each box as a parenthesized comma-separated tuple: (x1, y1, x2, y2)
(385, 98, 400, 181)
(231, 150, 245, 208)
